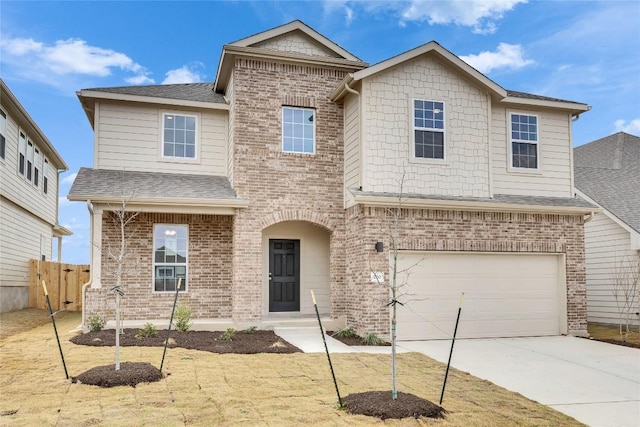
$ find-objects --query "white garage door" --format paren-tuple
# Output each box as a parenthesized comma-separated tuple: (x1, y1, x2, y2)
(396, 252, 565, 340)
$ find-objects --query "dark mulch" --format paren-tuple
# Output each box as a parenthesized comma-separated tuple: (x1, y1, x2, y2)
(72, 362, 162, 388)
(343, 391, 446, 420)
(327, 331, 390, 346)
(70, 329, 302, 354)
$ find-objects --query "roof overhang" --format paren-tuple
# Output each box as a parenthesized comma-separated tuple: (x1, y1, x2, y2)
(501, 95, 591, 115)
(77, 90, 229, 128)
(53, 224, 73, 237)
(353, 193, 601, 215)
(1, 79, 68, 170)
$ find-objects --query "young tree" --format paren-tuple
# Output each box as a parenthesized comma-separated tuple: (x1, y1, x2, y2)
(102, 195, 139, 371)
(610, 255, 640, 341)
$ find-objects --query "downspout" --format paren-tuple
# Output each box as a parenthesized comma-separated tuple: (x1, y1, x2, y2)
(583, 212, 595, 223)
(80, 199, 94, 332)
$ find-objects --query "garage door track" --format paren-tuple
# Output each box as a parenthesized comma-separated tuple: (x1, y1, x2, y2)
(399, 336, 640, 427)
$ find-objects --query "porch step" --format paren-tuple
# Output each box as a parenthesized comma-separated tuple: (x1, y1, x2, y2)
(274, 327, 356, 353)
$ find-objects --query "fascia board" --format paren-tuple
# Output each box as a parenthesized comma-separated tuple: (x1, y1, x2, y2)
(354, 194, 601, 215)
(502, 96, 591, 114)
(575, 189, 640, 246)
(76, 90, 230, 111)
(67, 194, 249, 210)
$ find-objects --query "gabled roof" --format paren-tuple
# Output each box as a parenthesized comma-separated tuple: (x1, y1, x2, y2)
(332, 42, 590, 114)
(574, 132, 640, 234)
(68, 168, 248, 210)
(77, 83, 228, 128)
(0, 78, 68, 170)
(214, 20, 368, 93)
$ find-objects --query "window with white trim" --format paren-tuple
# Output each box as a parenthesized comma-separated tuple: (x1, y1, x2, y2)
(18, 132, 26, 175)
(510, 113, 538, 169)
(282, 107, 315, 154)
(0, 109, 6, 160)
(26, 140, 34, 181)
(413, 100, 445, 159)
(43, 159, 49, 194)
(153, 224, 188, 292)
(162, 113, 196, 159)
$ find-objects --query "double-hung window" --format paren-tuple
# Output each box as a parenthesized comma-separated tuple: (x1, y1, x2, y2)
(0, 109, 6, 160)
(153, 224, 188, 292)
(26, 141, 34, 181)
(18, 132, 26, 175)
(282, 107, 315, 154)
(34, 148, 41, 187)
(43, 159, 49, 194)
(162, 113, 196, 159)
(413, 100, 445, 160)
(510, 113, 539, 169)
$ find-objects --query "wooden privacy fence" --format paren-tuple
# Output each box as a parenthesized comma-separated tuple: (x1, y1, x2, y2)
(29, 260, 90, 311)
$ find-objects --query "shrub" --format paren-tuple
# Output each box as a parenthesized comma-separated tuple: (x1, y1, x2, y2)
(220, 328, 236, 341)
(87, 313, 106, 332)
(135, 322, 158, 339)
(173, 302, 192, 332)
(361, 333, 385, 346)
(334, 328, 358, 338)
(243, 326, 257, 333)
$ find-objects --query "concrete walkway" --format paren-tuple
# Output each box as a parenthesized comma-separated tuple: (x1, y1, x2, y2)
(275, 329, 640, 427)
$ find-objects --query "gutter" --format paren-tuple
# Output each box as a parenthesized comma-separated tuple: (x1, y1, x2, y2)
(66, 195, 249, 209)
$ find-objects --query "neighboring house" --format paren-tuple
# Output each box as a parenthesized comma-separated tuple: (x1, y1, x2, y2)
(0, 78, 72, 313)
(69, 21, 596, 340)
(574, 132, 640, 327)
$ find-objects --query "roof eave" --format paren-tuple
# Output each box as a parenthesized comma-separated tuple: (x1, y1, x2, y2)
(53, 224, 73, 237)
(502, 96, 591, 114)
(353, 194, 600, 215)
(67, 194, 249, 209)
(76, 90, 229, 111)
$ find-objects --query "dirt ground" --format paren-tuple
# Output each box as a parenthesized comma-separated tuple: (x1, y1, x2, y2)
(587, 323, 640, 348)
(0, 310, 585, 426)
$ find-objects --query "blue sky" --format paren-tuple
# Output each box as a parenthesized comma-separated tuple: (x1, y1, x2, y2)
(1, 0, 639, 264)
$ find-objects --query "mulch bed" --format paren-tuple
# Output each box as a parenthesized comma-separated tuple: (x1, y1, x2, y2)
(70, 329, 302, 354)
(343, 391, 446, 420)
(72, 362, 162, 388)
(327, 331, 390, 346)
(588, 337, 640, 349)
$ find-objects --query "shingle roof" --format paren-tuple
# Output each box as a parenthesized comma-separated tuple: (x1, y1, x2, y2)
(68, 167, 240, 202)
(350, 189, 595, 209)
(81, 83, 227, 104)
(506, 90, 587, 105)
(574, 132, 640, 233)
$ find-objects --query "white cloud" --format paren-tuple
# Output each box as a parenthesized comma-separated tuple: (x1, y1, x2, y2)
(0, 35, 151, 85)
(161, 64, 205, 84)
(345, 6, 355, 25)
(614, 119, 640, 136)
(125, 74, 155, 85)
(60, 172, 77, 185)
(460, 43, 533, 74)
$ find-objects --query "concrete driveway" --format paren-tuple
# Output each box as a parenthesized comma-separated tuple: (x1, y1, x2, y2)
(398, 336, 640, 427)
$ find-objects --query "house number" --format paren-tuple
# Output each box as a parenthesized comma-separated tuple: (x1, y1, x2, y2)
(371, 272, 384, 283)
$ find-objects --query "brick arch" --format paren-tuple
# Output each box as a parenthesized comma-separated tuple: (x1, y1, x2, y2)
(259, 210, 336, 233)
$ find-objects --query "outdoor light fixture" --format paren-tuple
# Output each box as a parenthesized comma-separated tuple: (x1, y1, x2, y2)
(375, 242, 384, 253)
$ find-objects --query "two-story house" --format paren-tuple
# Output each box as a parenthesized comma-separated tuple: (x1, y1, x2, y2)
(0, 78, 72, 313)
(69, 21, 595, 339)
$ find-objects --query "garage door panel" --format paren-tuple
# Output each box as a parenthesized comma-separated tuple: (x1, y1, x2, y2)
(396, 253, 563, 340)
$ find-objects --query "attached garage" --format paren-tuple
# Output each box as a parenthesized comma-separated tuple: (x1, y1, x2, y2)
(395, 252, 567, 340)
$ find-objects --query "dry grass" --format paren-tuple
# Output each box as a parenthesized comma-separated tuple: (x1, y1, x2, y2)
(588, 322, 640, 346)
(0, 311, 584, 426)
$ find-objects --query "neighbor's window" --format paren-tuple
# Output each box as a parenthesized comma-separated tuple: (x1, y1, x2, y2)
(18, 132, 26, 175)
(163, 113, 196, 159)
(26, 141, 34, 181)
(510, 113, 538, 169)
(34, 148, 41, 187)
(43, 159, 49, 194)
(0, 109, 6, 160)
(282, 107, 315, 154)
(153, 224, 188, 292)
(413, 100, 445, 159)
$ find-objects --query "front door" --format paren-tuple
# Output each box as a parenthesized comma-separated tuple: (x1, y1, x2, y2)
(269, 239, 300, 312)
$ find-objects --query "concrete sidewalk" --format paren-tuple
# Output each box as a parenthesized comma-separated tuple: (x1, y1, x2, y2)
(399, 336, 640, 427)
(276, 328, 640, 427)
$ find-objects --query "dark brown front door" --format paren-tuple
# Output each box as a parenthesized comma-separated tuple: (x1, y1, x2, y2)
(269, 239, 300, 312)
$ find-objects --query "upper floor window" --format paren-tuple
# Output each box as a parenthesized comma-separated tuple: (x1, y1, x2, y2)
(18, 132, 26, 175)
(510, 113, 538, 169)
(0, 109, 6, 160)
(413, 100, 445, 160)
(34, 148, 41, 187)
(163, 113, 196, 159)
(153, 224, 188, 292)
(26, 141, 34, 181)
(43, 159, 49, 194)
(282, 107, 315, 154)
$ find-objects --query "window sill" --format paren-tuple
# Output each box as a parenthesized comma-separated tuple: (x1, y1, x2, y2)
(409, 157, 449, 166)
(158, 156, 201, 165)
(507, 166, 543, 176)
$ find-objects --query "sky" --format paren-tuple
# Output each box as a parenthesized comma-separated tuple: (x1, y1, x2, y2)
(1, 0, 639, 264)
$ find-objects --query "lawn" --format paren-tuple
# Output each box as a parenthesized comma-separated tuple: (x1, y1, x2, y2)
(0, 310, 584, 426)
(587, 322, 640, 347)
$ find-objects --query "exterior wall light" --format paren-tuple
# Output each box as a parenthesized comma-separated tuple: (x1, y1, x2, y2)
(375, 242, 384, 253)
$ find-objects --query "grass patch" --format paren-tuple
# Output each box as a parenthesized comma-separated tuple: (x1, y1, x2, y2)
(0, 310, 585, 426)
(588, 323, 640, 347)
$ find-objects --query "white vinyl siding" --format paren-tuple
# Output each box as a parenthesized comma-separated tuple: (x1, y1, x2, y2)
(95, 102, 227, 175)
(0, 199, 52, 288)
(584, 213, 640, 326)
(343, 93, 360, 208)
(492, 106, 572, 197)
